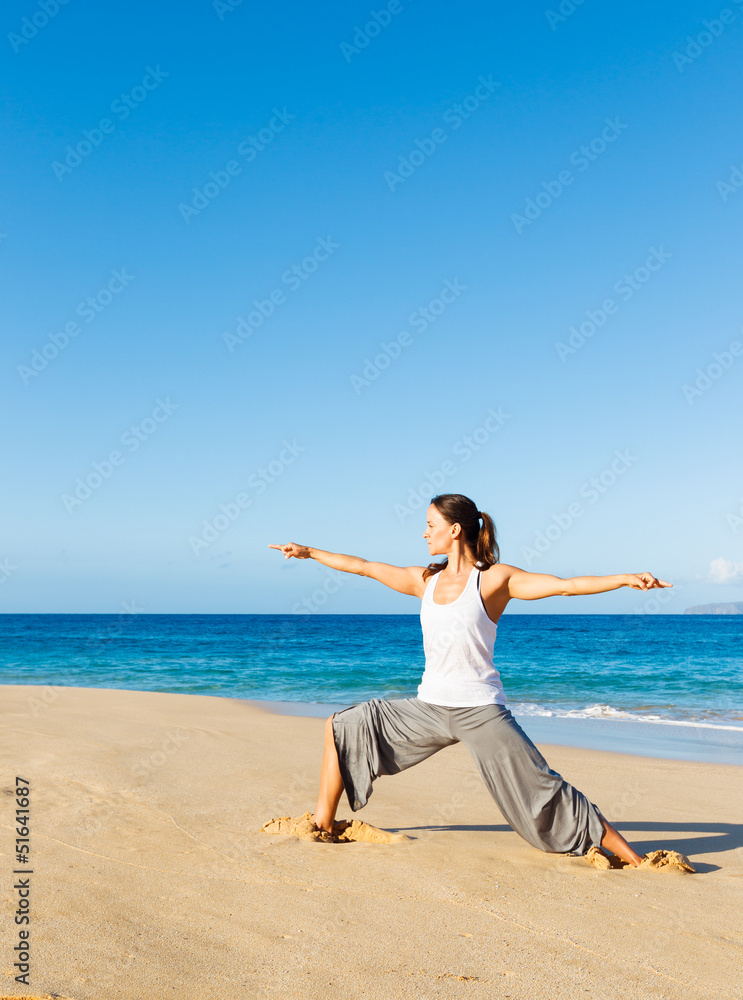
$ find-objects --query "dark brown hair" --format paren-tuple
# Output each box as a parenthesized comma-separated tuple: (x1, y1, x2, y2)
(422, 493, 500, 581)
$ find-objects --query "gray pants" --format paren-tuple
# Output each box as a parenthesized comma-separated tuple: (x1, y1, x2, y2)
(332, 697, 605, 856)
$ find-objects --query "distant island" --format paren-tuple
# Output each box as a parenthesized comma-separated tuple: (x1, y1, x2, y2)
(684, 602, 743, 615)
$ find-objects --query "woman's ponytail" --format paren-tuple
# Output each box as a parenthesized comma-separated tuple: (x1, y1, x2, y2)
(476, 509, 500, 570)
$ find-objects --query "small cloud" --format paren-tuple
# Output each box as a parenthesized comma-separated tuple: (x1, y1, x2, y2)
(708, 557, 743, 585)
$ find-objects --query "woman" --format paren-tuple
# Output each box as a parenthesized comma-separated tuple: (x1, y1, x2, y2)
(269, 492, 670, 866)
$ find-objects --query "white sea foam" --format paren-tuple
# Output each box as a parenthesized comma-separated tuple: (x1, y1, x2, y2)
(511, 701, 743, 732)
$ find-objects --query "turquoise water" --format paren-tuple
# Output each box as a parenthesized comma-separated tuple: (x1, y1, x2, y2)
(1, 613, 742, 762)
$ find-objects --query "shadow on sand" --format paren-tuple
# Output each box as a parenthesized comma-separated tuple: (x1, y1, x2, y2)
(386, 820, 743, 873)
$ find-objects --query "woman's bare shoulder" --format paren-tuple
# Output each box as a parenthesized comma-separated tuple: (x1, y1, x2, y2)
(479, 562, 513, 595)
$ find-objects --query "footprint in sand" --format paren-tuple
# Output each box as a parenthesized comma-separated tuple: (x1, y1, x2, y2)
(260, 810, 410, 844)
(586, 846, 695, 872)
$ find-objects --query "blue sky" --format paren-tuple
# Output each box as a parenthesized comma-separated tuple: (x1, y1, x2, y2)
(2, 0, 742, 613)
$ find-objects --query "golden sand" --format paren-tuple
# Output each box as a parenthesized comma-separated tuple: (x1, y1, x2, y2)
(586, 845, 696, 871)
(261, 809, 411, 843)
(1, 684, 741, 999)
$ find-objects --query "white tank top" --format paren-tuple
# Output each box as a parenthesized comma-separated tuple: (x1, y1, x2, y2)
(417, 565, 507, 707)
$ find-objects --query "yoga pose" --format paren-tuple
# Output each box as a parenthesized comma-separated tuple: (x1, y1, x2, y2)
(269, 493, 672, 866)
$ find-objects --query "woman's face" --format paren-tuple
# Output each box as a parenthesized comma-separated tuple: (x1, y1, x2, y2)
(423, 504, 458, 556)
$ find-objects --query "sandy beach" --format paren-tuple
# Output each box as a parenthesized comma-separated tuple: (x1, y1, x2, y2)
(1, 684, 742, 1000)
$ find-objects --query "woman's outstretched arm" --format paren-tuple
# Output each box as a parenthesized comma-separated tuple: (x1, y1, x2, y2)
(503, 566, 672, 601)
(268, 543, 426, 597)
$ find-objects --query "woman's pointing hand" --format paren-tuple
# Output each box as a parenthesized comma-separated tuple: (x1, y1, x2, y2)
(626, 572, 672, 591)
(269, 543, 311, 560)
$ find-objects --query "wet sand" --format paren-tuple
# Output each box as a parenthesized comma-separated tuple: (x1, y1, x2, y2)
(1, 684, 742, 999)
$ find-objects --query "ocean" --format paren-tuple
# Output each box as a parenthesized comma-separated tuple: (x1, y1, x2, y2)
(1, 613, 742, 764)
